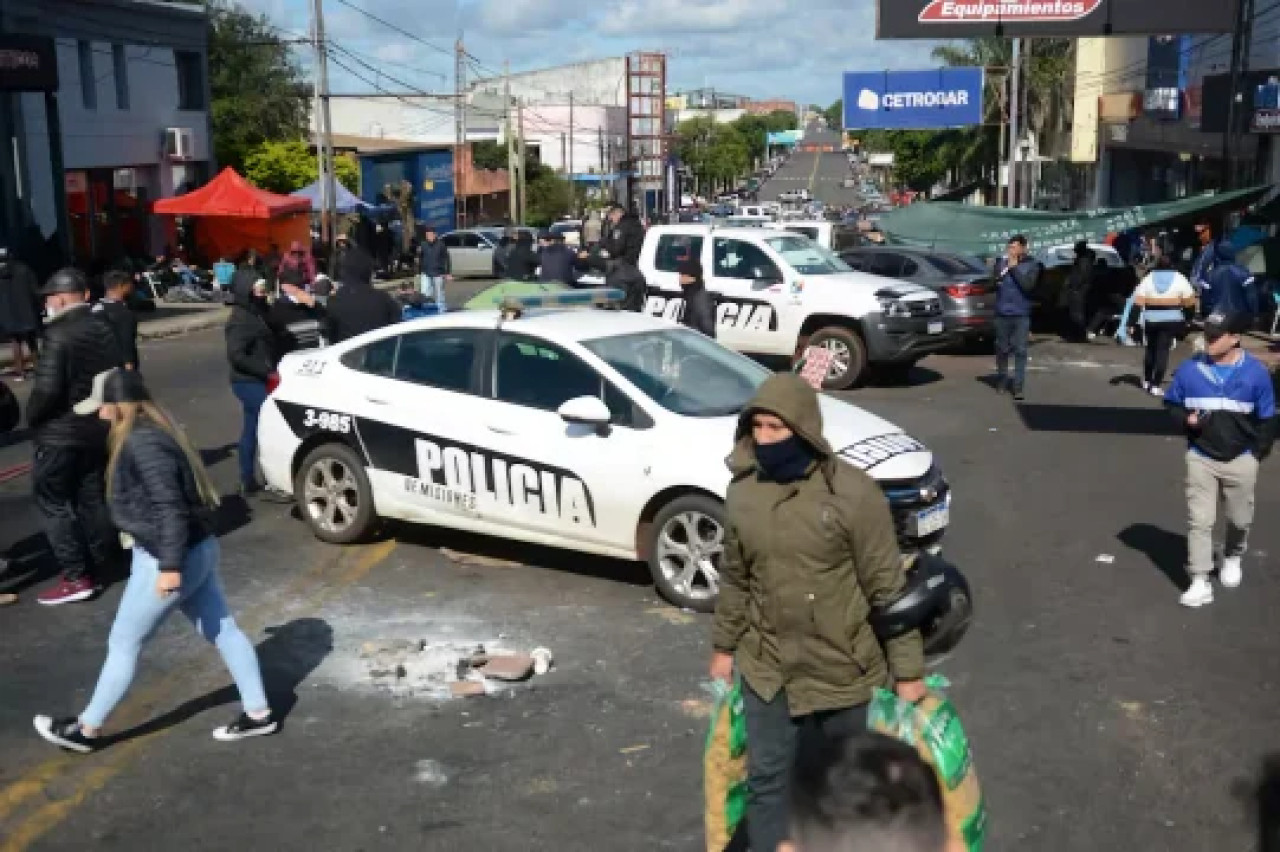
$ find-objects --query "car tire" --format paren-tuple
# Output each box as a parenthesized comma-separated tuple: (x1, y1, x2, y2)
(805, 325, 868, 391)
(294, 442, 377, 545)
(646, 494, 727, 614)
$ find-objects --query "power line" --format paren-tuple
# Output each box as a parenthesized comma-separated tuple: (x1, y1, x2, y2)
(330, 0, 455, 59)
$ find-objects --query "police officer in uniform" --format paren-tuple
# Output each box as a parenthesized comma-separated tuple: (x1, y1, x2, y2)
(28, 268, 124, 605)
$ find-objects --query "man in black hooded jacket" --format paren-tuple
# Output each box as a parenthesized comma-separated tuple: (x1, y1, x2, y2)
(677, 257, 716, 337)
(600, 205, 646, 310)
(28, 267, 123, 605)
(327, 246, 401, 342)
(225, 275, 285, 501)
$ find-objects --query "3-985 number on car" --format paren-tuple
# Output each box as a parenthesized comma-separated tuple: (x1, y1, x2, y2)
(302, 408, 352, 434)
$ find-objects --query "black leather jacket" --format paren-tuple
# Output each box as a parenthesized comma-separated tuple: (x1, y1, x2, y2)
(108, 422, 214, 570)
(27, 303, 123, 447)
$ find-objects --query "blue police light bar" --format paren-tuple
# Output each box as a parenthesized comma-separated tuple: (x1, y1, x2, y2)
(499, 288, 625, 316)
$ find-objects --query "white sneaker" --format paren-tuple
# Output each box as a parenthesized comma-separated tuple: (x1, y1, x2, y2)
(1179, 577, 1214, 607)
(1149, 385, 1164, 397)
(1220, 556, 1243, 589)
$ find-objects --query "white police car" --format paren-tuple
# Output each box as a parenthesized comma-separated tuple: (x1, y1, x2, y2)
(257, 291, 951, 611)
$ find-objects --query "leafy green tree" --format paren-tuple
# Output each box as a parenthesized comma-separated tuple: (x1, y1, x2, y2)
(471, 140, 508, 171)
(674, 117, 751, 196)
(243, 139, 358, 194)
(823, 100, 843, 129)
(526, 173, 574, 226)
(208, 0, 311, 173)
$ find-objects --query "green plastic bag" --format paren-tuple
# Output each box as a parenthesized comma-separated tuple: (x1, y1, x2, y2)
(868, 674, 987, 852)
(704, 680, 748, 852)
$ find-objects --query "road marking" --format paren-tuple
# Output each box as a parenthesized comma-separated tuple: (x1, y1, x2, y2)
(0, 462, 31, 484)
(808, 150, 821, 192)
(0, 539, 397, 851)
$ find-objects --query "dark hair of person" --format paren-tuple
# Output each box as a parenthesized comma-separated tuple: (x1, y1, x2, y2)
(103, 269, 132, 292)
(790, 732, 946, 852)
(1008, 234, 1028, 247)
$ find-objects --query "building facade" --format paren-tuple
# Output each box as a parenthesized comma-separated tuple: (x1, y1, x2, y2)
(1, 0, 212, 270)
(1072, 13, 1280, 208)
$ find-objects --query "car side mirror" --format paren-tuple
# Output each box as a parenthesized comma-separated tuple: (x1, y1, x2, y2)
(558, 395, 612, 430)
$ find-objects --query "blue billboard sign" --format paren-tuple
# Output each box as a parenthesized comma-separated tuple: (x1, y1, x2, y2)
(842, 68, 984, 130)
(766, 129, 802, 147)
(359, 148, 456, 233)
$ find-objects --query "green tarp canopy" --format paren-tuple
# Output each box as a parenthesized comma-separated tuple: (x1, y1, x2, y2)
(463, 280, 569, 311)
(876, 185, 1272, 258)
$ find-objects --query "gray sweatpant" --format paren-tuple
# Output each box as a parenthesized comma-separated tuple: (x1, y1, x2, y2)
(1186, 450, 1258, 577)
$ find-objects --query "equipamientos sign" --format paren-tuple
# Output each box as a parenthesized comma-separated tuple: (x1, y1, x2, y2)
(843, 68, 984, 131)
(878, 0, 1239, 38)
(917, 0, 1099, 22)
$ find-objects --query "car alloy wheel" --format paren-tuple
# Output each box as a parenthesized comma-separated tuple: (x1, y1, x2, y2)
(655, 509, 723, 605)
(303, 457, 360, 535)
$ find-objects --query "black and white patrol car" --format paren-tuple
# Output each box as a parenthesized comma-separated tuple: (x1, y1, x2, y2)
(258, 296, 951, 611)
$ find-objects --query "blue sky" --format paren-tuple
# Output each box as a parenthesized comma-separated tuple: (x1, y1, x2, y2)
(243, 0, 938, 108)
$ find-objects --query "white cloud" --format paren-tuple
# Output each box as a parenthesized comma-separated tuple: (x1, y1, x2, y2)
(242, 0, 941, 107)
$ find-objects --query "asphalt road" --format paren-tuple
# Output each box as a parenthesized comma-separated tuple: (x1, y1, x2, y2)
(758, 125, 862, 208)
(2, 307, 1280, 850)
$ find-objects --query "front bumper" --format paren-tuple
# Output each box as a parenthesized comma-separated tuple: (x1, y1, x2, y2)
(879, 468, 951, 550)
(863, 312, 959, 363)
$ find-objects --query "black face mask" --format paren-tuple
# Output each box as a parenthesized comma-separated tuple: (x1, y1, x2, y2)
(754, 434, 814, 483)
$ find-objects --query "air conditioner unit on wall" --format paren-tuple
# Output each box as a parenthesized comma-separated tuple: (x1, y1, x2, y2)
(163, 127, 195, 161)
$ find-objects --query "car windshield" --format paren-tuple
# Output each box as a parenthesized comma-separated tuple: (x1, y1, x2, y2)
(582, 329, 770, 418)
(764, 235, 852, 275)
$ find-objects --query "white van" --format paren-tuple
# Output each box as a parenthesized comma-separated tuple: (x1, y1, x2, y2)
(636, 224, 952, 389)
(764, 220, 863, 253)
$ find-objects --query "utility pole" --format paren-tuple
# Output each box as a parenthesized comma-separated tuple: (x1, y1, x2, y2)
(1223, 0, 1256, 190)
(568, 90, 575, 177)
(517, 99, 527, 225)
(1007, 38, 1022, 209)
(455, 37, 467, 229)
(505, 61, 517, 225)
(310, 0, 337, 247)
(560, 132, 567, 174)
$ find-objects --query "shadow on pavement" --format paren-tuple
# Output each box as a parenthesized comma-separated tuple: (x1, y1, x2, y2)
(0, 426, 31, 450)
(875, 364, 943, 389)
(389, 522, 652, 590)
(1016, 403, 1179, 436)
(1117, 523, 1190, 591)
(200, 442, 238, 469)
(1108, 374, 1146, 390)
(99, 617, 333, 747)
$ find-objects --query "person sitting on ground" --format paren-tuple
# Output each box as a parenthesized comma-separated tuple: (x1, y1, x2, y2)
(781, 731, 946, 852)
(33, 368, 277, 753)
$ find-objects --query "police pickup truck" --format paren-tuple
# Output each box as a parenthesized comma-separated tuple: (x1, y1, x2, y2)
(634, 224, 953, 389)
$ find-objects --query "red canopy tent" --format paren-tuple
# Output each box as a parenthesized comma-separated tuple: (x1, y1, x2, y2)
(153, 167, 311, 261)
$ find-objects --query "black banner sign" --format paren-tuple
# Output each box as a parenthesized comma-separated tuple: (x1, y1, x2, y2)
(0, 35, 58, 93)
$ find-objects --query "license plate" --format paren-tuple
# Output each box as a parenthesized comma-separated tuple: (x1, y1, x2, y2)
(927, 321, 944, 335)
(909, 503, 949, 537)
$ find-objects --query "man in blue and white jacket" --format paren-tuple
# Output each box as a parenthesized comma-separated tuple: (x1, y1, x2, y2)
(1165, 311, 1275, 608)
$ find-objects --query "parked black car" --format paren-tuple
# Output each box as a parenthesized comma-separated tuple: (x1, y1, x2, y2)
(840, 247, 995, 338)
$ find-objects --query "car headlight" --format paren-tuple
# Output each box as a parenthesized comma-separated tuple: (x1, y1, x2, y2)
(879, 299, 911, 317)
(918, 463, 946, 502)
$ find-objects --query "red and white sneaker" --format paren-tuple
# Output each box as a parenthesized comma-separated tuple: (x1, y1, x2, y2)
(37, 577, 97, 606)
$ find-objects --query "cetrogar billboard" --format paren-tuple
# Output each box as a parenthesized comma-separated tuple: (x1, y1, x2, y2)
(842, 68, 983, 130)
(878, 0, 1239, 38)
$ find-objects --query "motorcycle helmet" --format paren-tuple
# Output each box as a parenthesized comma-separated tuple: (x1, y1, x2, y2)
(869, 551, 973, 657)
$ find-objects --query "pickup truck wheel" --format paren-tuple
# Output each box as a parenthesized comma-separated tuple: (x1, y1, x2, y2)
(805, 326, 867, 391)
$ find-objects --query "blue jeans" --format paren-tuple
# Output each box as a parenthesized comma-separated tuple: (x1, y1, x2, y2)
(419, 275, 446, 308)
(231, 380, 268, 489)
(81, 537, 268, 729)
(994, 314, 1031, 391)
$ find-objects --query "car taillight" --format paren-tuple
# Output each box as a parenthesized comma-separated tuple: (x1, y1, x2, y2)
(945, 282, 986, 298)
(266, 372, 281, 395)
